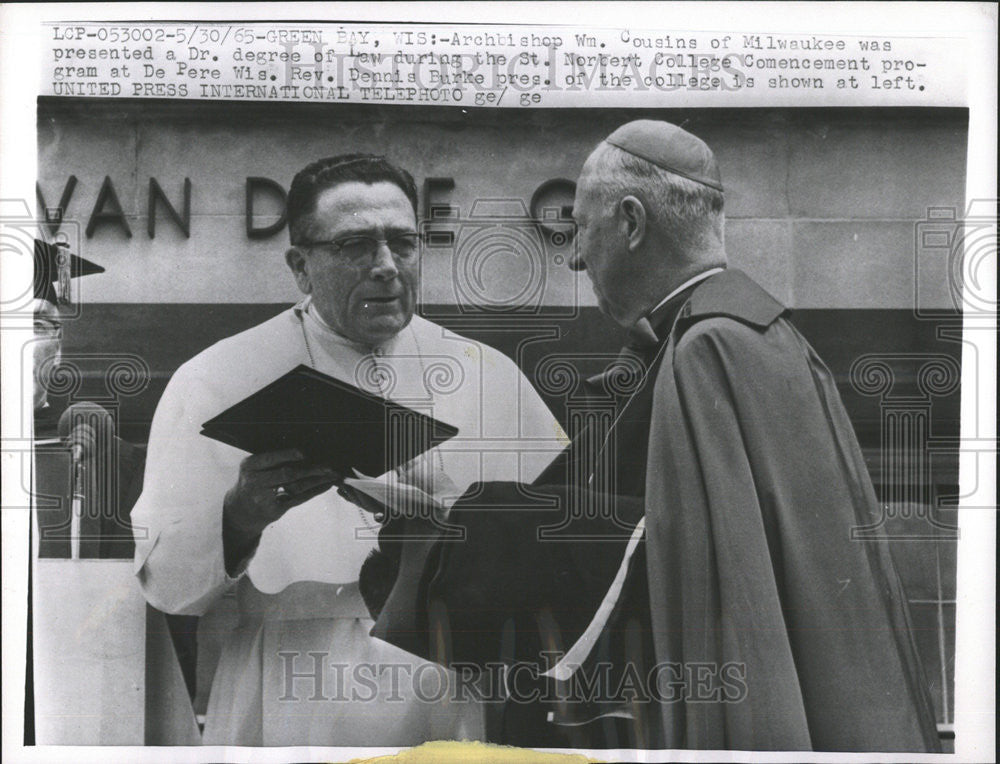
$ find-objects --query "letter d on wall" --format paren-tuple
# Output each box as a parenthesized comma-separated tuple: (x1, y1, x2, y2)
(245, 177, 288, 239)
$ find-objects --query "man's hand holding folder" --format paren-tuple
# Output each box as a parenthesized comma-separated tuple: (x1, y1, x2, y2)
(199, 364, 460, 575)
(222, 449, 342, 574)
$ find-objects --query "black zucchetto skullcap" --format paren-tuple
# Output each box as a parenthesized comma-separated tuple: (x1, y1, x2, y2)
(604, 120, 723, 192)
(34, 239, 104, 305)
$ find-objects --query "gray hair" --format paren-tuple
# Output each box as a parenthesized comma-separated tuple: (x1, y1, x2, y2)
(584, 142, 725, 249)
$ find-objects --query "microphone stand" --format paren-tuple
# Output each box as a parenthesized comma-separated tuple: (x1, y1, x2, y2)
(70, 446, 84, 561)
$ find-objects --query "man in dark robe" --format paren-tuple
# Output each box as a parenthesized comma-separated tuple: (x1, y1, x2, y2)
(357, 120, 941, 752)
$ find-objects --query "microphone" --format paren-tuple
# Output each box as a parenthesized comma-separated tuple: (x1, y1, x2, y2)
(57, 402, 115, 560)
(58, 402, 116, 463)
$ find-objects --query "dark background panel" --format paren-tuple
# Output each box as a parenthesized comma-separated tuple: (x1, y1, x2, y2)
(54, 302, 962, 456)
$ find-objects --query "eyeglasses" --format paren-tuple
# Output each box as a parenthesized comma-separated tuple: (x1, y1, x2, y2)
(297, 232, 421, 264)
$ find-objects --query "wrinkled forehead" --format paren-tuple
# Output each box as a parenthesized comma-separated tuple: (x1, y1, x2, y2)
(308, 181, 417, 234)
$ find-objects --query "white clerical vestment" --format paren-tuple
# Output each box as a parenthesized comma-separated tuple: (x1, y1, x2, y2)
(132, 300, 565, 746)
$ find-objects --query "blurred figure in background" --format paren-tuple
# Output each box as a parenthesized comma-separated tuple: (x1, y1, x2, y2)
(32, 239, 143, 559)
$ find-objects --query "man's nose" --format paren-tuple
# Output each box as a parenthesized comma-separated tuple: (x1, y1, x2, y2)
(568, 251, 586, 272)
(369, 243, 399, 280)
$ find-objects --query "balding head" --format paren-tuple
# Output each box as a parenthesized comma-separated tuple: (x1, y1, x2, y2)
(570, 121, 728, 326)
(604, 119, 723, 191)
(580, 121, 727, 257)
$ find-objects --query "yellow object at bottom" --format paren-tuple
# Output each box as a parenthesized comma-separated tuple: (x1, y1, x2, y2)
(351, 740, 603, 763)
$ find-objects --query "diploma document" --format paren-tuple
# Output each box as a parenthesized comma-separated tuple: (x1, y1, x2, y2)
(200, 364, 459, 476)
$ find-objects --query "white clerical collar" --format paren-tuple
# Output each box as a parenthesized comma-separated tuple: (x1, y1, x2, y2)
(648, 267, 725, 317)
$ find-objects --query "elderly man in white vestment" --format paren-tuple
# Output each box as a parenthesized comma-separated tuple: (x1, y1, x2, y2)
(131, 154, 564, 746)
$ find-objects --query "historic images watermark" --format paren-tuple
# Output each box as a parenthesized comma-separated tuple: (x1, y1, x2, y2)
(419, 197, 578, 319)
(848, 200, 998, 539)
(276, 651, 748, 706)
(913, 199, 998, 320)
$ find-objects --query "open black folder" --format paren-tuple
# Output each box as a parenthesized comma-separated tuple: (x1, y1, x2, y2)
(200, 364, 458, 476)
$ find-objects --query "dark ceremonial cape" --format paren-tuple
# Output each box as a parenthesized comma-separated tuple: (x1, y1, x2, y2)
(642, 269, 940, 751)
(368, 270, 940, 752)
(365, 283, 697, 749)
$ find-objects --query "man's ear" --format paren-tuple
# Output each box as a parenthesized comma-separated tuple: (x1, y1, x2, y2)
(285, 247, 312, 294)
(619, 195, 646, 252)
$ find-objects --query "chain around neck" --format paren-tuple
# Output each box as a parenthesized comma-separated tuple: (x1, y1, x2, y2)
(295, 306, 446, 528)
